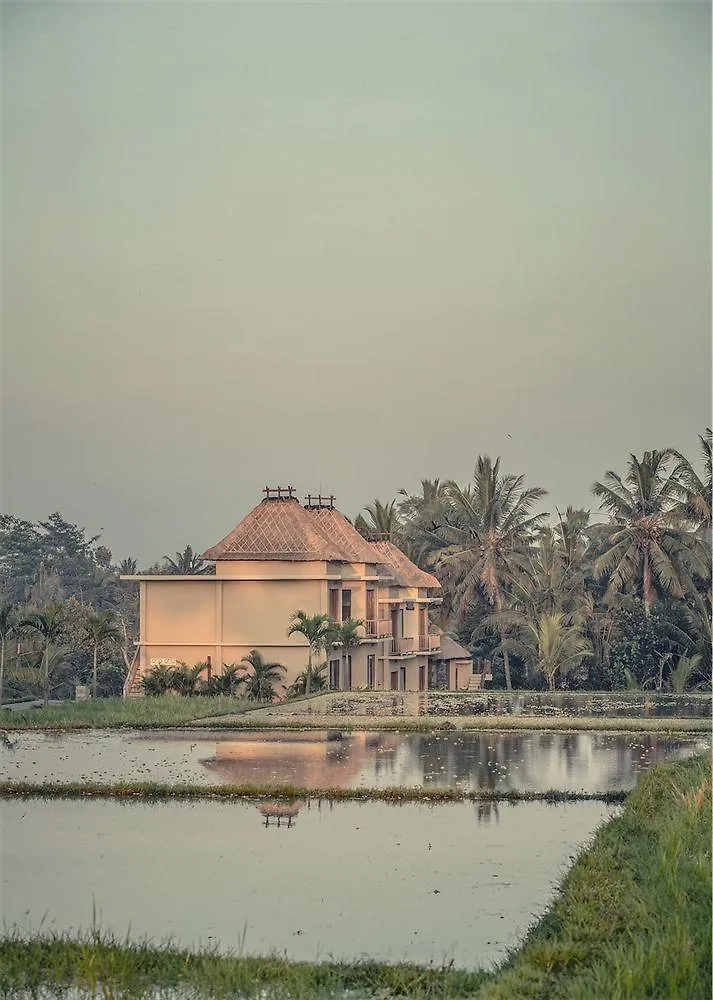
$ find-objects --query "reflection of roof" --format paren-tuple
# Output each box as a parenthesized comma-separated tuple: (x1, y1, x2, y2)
(369, 540, 441, 589)
(439, 636, 472, 661)
(202, 498, 346, 562)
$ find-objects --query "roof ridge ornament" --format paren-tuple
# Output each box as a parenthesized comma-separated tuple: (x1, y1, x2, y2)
(263, 486, 297, 502)
(304, 493, 335, 510)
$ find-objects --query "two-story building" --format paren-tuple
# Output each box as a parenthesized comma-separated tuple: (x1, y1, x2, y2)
(123, 488, 473, 696)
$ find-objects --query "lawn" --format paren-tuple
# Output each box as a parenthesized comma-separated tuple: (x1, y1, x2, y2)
(0, 695, 258, 730)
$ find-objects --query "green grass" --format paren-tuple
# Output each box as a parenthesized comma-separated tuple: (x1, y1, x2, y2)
(480, 752, 712, 999)
(0, 754, 710, 998)
(0, 696, 258, 730)
(0, 779, 627, 805)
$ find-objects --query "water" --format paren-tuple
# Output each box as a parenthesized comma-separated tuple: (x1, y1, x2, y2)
(2, 729, 707, 792)
(426, 691, 712, 718)
(1, 797, 615, 970)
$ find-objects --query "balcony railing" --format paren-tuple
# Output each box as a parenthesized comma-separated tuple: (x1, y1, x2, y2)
(378, 618, 393, 637)
(363, 620, 378, 638)
(390, 636, 415, 656)
(417, 634, 442, 653)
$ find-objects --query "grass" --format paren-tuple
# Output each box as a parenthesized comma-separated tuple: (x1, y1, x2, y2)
(0, 779, 627, 805)
(0, 696, 258, 730)
(0, 754, 710, 998)
(479, 751, 712, 999)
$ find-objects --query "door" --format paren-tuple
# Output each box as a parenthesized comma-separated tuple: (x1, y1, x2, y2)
(419, 665, 425, 691)
(345, 655, 352, 690)
(330, 659, 340, 689)
(399, 666, 406, 690)
(390, 671, 399, 690)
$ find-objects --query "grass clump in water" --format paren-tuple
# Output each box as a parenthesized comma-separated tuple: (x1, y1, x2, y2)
(481, 752, 712, 999)
(0, 696, 257, 731)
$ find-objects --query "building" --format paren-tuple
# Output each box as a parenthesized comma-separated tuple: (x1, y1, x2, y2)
(123, 488, 473, 695)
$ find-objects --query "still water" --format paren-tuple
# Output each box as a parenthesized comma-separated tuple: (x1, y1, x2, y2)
(2, 729, 707, 792)
(2, 797, 614, 969)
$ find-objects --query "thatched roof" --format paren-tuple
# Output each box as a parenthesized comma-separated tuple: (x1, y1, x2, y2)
(369, 540, 441, 589)
(439, 635, 472, 661)
(202, 497, 346, 562)
(305, 506, 380, 564)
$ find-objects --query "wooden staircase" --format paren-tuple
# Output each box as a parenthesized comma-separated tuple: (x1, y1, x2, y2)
(122, 658, 144, 698)
(467, 673, 483, 691)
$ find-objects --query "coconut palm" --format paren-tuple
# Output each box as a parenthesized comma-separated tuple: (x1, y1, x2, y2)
(20, 603, 65, 705)
(84, 609, 122, 698)
(436, 457, 548, 690)
(287, 612, 339, 695)
(335, 618, 363, 690)
(592, 450, 707, 611)
(164, 545, 212, 575)
(118, 557, 138, 575)
(287, 662, 329, 698)
(671, 429, 712, 535)
(354, 499, 401, 540)
(495, 609, 592, 691)
(240, 650, 285, 701)
(0, 602, 17, 709)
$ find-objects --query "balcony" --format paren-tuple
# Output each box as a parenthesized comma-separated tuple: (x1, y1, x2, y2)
(377, 618, 393, 638)
(418, 634, 441, 653)
(390, 636, 415, 657)
(363, 620, 378, 639)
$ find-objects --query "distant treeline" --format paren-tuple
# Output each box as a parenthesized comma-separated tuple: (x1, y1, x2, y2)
(0, 432, 710, 700)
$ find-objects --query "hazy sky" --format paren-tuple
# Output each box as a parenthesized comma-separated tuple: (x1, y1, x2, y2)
(2, 1, 710, 564)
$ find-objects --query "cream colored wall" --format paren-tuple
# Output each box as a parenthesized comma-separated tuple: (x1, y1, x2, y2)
(145, 581, 216, 644)
(215, 560, 328, 579)
(221, 579, 325, 644)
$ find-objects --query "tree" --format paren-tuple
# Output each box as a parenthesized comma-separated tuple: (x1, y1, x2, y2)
(495, 609, 592, 691)
(20, 603, 65, 705)
(335, 619, 363, 690)
(287, 662, 329, 698)
(240, 650, 285, 701)
(119, 558, 138, 575)
(354, 499, 401, 540)
(287, 612, 339, 695)
(592, 450, 707, 611)
(436, 457, 547, 690)
(164, 545, 212, 575)
(170, 662, 205, 696)
(84, 609, 122, 698)
(671, 429, 712, 535)
(0, 602, 17, 708)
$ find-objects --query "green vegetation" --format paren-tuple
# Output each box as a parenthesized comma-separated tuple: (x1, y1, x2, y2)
(1, 755, 709, 998)
(357, 436, 712, 693)
(0, 695, 255, 730)
(478, 752, 712, 999)
(0, 779, 626, 805)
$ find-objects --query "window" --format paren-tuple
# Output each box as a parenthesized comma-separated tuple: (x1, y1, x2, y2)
(366, 590, 376, 621)
(341, 589, 352, 621)
(329, 589, 339, 619)
(367, 655, 375, 688)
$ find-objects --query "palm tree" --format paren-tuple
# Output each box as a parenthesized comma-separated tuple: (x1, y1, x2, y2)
(0, 602, 17, 709)
(495, 609, 592, 691)
(170, 662, 205, 696)
(397, 479, 450, 568)
(436, 457, 547, 690)
(287, 662, 329, 698)
(354, 499, 401, 540)
(287, 612, 339, 695)
(335, 618, 363, 690)
(119, 557, 138, 575)
(214, 663, 245, 695)
(240, 650, 285, 701)
(164, 545, 212, 575)
(142, 664, 174, 696)
(671, 429, 712, 535)
(84, 609, 122, 698)
(592, 450, 707, 611)
(20, 603, 65, 705)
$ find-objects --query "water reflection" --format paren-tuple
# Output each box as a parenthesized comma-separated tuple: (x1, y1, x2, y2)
(2, 728, 707, 793)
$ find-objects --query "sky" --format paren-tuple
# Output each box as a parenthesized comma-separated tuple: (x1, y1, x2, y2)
(2, 1, 710, 564)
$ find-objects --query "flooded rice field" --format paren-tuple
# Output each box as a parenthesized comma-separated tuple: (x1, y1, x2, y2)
(2, 796, 615, 969)
(2, 728, 708, 792)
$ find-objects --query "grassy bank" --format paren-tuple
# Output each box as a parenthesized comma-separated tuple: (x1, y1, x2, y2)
(0, 779, 626, 805)
(480, 751, 712, 999)
(1, 754, 709, 998)
(0, 696, 257, 730)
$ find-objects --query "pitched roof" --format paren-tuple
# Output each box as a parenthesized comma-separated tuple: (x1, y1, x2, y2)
(368, 540, 441, 589)
(305, 507, 380, 564)
(201, 498, 346, 562)
(439, 635, 473, 661)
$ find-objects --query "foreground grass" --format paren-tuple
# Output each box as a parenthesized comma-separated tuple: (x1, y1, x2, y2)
(0, 779, 626, 805)
(0, 696, 258, 730)
(481, 752, 712, 999)
(1, 754, 709, 998)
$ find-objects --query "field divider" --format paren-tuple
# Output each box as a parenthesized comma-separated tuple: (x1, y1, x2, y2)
(0, 779, 627, 804)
